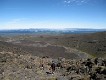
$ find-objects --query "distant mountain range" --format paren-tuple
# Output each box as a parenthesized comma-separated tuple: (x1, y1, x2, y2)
(0, 28, 106, 35)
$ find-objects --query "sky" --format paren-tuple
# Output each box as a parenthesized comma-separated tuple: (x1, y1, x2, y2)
(0, 0, 106, 30)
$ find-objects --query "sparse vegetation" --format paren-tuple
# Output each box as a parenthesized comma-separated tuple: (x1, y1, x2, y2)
(0, 31, 106, 80)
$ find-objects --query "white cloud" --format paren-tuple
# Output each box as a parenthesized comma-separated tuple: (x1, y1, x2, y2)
(63, 0, 90, 6)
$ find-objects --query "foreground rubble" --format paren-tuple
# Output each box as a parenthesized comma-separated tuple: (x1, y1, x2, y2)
(0, 52, 106, 80)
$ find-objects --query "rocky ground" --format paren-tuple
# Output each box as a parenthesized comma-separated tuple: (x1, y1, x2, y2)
(0, 51, 106, 80)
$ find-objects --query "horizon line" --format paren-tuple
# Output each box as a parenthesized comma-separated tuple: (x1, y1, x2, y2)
(0, 28, 106, 31)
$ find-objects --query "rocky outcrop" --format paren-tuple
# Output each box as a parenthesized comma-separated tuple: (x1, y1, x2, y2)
(0, 52, 105, 80)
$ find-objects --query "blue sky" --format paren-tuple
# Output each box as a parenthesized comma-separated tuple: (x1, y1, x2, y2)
(0, 0, 106, 29)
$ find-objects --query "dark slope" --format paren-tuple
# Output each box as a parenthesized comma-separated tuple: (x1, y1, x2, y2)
(17, 31, 105, 58)
(0, 40, 90, 59)
(0, 31, 105, 58)
(49, 31, 106, 58)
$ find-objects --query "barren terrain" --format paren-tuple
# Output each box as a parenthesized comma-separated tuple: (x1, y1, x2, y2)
(0, 31, 106, 80)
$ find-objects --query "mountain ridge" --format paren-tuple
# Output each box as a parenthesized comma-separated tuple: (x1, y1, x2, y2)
(0, 28, 106, 35)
